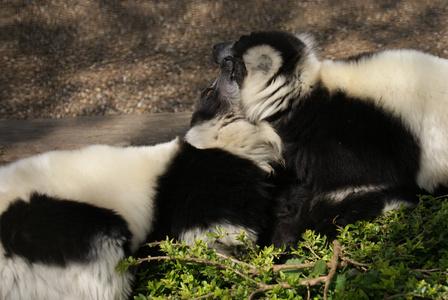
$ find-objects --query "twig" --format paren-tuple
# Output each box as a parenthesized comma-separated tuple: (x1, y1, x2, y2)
(397, 222, 434, 249)
(419, 193, 448, 202)
(340, 256, 373, 267)
(191, 292, 215, 300)
(270, 262, 320, 272)
(413, 268, 442, 273)
(304, 242, 322, 260)
(249, 240, 343, 299)
(191, 288, 237, 300)
(248, 282, 292, 300)
(411, 268, 446, 278)
(384, 293, 426, 299)
(262, 261, 349, 274)
(333, 215, 344, 232)
(299, 275, 328, 286)
(216, 252, 257, 269)
(324, 240, 341, 300)
(139, 240, 183, 248)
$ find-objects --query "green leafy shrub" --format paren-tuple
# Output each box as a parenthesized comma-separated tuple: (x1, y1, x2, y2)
(118, 196, 448, 299)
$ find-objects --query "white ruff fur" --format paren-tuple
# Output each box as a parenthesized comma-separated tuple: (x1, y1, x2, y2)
(241, 34, 320, 122)
(0, 139, 181, 252)
(185, 115, 283, 174)
(240, 33, 448, 192)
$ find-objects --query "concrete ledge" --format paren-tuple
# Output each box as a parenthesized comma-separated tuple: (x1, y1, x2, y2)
(0, 113, 192, 164)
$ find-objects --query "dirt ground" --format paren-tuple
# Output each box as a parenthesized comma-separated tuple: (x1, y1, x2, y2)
(1, 0, 448, 120)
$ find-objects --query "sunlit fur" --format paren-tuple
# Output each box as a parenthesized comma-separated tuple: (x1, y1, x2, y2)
(0, 65, 283, 299)
(213, 31, 448, 245)
(240, 33, 319, 122)
(235, 31, 448, 194)
(186, 54, 284, 174)
(320, 51, 448, 191)
(1, 234, 134, 300)
(186, 115, 283, 174)
(0, 141, 179, 300)
(0, 141, 180, 252)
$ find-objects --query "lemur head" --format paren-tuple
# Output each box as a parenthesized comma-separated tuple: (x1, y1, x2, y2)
(212, 31, 320, 122)
(186, 56, 283, 174)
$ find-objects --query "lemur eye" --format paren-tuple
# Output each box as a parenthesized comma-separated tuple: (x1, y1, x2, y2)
(206, 88, 214, 96)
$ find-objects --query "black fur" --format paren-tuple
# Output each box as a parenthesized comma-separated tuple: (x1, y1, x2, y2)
(190, 87, 227, 126)
(0, 193, 131, 266)
(138, 139, 276, 258)
(213, 31, 431, 246)
(233, 31, 306, 77)
(276, 87, 421, 189)
(137, 56, 277, 260)
(0, 51, 280, 297)
(191, 56, 246, 127)
(342, 51, 376, 63)
(270, 86, 423, 243)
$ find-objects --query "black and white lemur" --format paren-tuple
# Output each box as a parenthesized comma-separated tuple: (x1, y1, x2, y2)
(212, 30, 448, 247)
(0, 56, 283, 299)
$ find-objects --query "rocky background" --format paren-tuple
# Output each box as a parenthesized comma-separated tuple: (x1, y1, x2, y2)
(1, 0, 447, 120)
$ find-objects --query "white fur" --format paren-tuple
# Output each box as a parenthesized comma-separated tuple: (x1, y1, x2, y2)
(316, 184, 387, 206)
(240, 33, 448, 193)
(241, 34, 320, 122)
(243, 45, 284, 81)
(319, 50, 448, 192)
(185, 115, 284, 174)
(0, 234, 133, 300)
(241, 45, 288, 121)
(381, 199, 413, 214)
(0, 139, 181, 252)
(0, 139, 181, 299)
(0, 112, 284, 298)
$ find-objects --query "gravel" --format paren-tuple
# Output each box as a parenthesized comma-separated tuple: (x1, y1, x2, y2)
(1, 0, 448, 120)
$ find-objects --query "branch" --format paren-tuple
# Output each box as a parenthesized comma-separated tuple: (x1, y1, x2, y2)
(216, 252, 257, 270)
(419, 193, 448, 202)
(324, 240, 342, 300)
(304, 242, 322, 260)
(384, 293, 426, 299)
(248, 282, 292, 300)
(340, 256, 373, 267)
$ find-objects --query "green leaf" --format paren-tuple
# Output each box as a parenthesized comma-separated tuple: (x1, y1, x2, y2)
(206, 231, 219, 239)
(134, 294, 147, 300)
(335, 273, 347, 292)
(310, 260, 327, 277)
(285, 258, 303, 265)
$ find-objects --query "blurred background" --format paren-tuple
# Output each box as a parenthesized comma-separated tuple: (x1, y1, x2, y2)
(1, 0, 447, 120)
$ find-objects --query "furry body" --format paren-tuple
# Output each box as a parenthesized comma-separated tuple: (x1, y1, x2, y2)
(213, 31, 448, 245)
(0, 57, 282, 299)
(0, 142, 175, 299)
